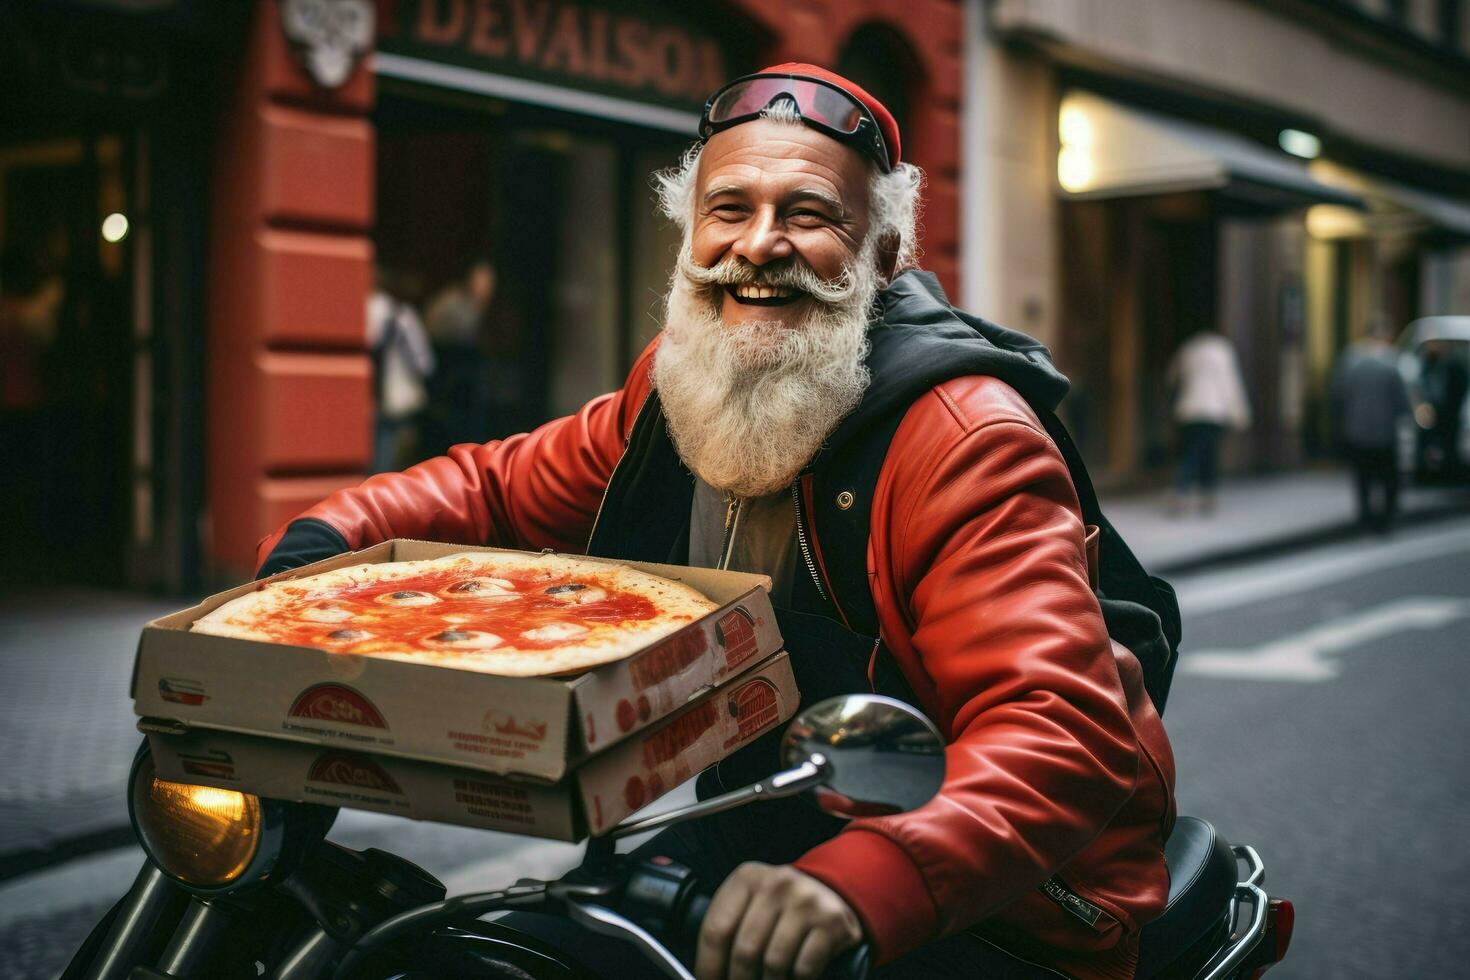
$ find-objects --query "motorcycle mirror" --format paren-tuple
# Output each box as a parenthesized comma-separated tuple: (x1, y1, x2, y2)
(781, 695, 945, 819)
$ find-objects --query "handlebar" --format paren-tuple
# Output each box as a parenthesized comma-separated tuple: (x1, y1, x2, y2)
(333, 851, 870, 980)
(625, 859, 871, 980)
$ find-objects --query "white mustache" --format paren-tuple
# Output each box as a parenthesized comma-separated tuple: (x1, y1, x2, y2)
(675, 243, 860, 308)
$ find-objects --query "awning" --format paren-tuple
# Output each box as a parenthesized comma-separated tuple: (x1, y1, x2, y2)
(1056, 91, 1361, 210)
(1308, 160, 1470, 241)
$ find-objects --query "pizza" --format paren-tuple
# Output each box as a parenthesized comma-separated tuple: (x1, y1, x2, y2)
(191, 552, 719, 677)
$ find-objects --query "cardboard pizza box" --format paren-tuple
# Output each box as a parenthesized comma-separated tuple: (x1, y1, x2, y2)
(132, 539, 784, 782)
(145, 651, 797, 841)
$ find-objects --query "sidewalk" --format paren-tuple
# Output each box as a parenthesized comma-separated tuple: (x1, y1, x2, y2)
(1102, 468, 1470, 573)
(2, 468, 1466, 876)
(0, 591, 183, 878)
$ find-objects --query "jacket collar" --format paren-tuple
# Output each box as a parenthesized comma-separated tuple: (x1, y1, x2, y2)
(812, 269, 1071, 466)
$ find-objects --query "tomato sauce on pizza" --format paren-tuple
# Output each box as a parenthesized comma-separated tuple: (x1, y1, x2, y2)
(191, 552, 719, 678)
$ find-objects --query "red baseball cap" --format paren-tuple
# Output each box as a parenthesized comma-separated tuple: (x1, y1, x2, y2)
(701, 63, 902, 171)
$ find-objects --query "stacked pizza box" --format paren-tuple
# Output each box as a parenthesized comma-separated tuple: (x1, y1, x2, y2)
(134, 540, 795, 841)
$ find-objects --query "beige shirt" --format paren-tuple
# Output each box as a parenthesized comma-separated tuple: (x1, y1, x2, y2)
(688, 478, 798, 606)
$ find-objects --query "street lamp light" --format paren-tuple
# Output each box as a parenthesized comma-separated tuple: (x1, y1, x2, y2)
(1278, 129, 1321, 159)
(102, 212, 130, 243)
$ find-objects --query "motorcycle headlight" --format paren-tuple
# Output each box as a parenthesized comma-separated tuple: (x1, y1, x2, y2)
(129, 751, 266, 889)
(127, 741, 338, 893)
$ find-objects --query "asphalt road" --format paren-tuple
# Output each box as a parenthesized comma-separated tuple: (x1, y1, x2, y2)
(1165, 519, 1470, 979)
(3, 519, 1469, 978)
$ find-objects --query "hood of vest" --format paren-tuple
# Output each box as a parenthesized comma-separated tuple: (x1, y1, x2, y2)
(812, 270, 1071, 468)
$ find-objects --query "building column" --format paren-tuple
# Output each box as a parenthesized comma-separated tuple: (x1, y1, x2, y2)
(960, 0, 1057, 343)
(205, 3, 375, 581)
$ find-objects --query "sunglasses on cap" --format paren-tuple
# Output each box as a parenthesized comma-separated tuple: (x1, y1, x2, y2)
(699, 72, 893, 173)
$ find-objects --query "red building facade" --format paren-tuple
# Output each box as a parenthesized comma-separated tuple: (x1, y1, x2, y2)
(206, 0, 962, 581)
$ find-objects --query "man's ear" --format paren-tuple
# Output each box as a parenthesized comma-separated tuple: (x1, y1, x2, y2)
(875, 231, 901, 283)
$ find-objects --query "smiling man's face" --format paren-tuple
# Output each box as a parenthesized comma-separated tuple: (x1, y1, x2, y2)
(691, 119, 873, 328)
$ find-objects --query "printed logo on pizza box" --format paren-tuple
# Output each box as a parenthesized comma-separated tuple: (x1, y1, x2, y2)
(642, 699, 720, 769)
(481, 711, 548, 742)
(727, 677, 781, 742)
(288, 683, 388, 729)
(615, 694, 653, 734)
(629, 628, 709, 690)
(714, 607, 760, 670)
(622, 769, 670, 816)
(307, 750, 404, 795)
(179, 749, 236, 781)
(159, 677, 209, 706)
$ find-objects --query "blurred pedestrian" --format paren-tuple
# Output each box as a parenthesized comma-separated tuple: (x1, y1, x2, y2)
(1332, 316, 1411, 533)
(368, 268, 435, 473)
(424, 257, 495, 450)
(1166, 327, 1251, 515)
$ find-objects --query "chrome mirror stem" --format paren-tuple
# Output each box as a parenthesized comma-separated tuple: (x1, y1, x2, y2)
(608, 754, 830, 841)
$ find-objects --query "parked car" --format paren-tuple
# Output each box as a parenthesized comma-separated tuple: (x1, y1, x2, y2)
(1398, 316, 1470, 482)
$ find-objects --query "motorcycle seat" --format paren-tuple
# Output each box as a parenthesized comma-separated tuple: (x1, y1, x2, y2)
(1137, 816, 1238, 979)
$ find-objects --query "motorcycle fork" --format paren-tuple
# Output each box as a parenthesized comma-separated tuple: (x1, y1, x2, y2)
(75, 863, 189, 980)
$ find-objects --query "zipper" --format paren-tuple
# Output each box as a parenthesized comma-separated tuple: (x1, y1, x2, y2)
(718, 493, 742, 570)
(586, 449, 629, 551)
(790, 482, 829, 603)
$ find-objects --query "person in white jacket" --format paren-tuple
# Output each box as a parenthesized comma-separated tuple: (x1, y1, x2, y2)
(368, 281, 436, 473)
(1166, 328, 1251, 513)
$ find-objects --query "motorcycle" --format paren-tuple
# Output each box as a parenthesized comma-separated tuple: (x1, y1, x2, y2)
(63, 694, 1293, 980)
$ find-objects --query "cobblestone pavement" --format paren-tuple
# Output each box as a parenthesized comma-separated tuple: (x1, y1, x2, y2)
(0, 591, 183, 867)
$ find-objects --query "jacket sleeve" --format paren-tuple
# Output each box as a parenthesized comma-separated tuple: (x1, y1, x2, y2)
(254, 341, 658, 577)
(794, 398, 1141, 963)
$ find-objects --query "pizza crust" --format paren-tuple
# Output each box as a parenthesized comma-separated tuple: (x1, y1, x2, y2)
(192, 552, 719, 677)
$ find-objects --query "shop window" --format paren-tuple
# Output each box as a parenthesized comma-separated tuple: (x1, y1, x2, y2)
(0, 133, 135, 585)
(373, 84, 687, 466)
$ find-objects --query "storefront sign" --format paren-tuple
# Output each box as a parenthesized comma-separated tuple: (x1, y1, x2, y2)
(380, 0, 751, 125)
(280, 0, 375, 88)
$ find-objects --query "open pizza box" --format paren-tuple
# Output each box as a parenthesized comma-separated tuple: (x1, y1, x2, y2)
(132, 540, 783, 782)
(145, 652, 797, 841)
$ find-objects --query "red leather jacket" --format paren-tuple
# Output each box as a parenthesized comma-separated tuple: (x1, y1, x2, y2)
(258, 340, 1175, 980)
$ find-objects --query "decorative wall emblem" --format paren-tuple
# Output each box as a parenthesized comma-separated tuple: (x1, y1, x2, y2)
(280, 0, 374, 89)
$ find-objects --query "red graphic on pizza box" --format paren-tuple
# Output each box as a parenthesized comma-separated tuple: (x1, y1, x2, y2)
(159, 677, 209, 706)
(483, 712, 547, 741)
(715, 607, 760, 670)
(629, 627, 710, 690)
(449, 711, 550, 761)
(641, 699, 720, 769)
(727, 678, 781, 744)
(307, 750, 404, 795)
(614, 694, 655, 734)
(288, 683, 388, 729)
(179, 749, 236, 781)
(624, 774, 647, 812)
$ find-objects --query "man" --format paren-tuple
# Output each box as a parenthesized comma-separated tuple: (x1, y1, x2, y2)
(423, 257, 496, 449)
(259, 66, 1175, 980)
(367, 265, 435, 473)
(1332, 317, 1411, 532)
(1165, 326, 1251, 516)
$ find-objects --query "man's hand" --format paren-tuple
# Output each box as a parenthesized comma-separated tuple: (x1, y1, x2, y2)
(695, 862, 863, 980)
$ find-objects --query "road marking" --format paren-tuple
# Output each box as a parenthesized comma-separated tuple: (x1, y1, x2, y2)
(1175, 522, 1470, 616)
(1182, 596, 1470, 682)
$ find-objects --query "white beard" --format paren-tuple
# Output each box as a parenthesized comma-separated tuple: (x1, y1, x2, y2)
(651, 240, 880, 498)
